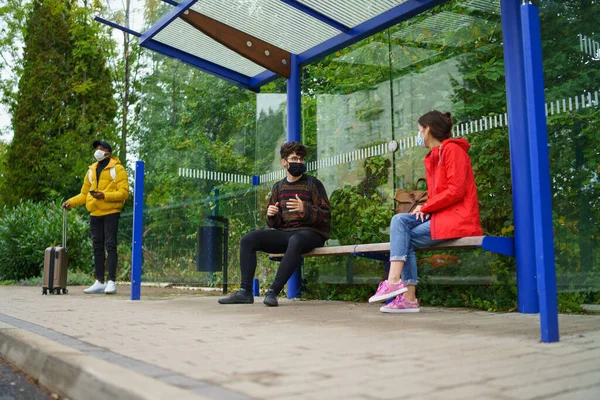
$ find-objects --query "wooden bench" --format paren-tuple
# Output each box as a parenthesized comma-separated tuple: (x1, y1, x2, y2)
(269, 236, 515, 261)
(265, 236, 515, 298)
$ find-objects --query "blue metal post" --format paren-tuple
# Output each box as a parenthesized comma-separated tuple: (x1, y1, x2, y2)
(131, 161, 145, 300)
(253, 278, 260, 297)
(500, 0, 539, 313)
(520, 3, 559, 343)
(286, 54, 302, 299)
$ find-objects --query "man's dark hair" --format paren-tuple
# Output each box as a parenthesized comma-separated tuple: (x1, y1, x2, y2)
(280, 142, 307, 160)
(418, 111, 453, 141)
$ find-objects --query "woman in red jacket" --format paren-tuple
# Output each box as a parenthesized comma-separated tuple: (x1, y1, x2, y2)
(369, 110, 482, 313)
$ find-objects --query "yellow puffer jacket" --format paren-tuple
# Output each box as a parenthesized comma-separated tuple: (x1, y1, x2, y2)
(67, 157, 129, 216)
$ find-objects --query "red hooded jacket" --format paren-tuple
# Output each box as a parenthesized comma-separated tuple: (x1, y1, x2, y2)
(420, 138, 482, 240)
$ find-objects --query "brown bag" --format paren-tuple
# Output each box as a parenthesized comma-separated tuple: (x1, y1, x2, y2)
(394, 178, 428, 214)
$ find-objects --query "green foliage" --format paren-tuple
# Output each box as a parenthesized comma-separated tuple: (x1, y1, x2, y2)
(0, 270, 95, 286)
(2, 0, 117, 207)
(0, 141, 6, 187)
(557, 293, 586, 314)
(302, 283, 376, 302)
(66, 269, 95, 286)
(0, 0, 30, 110)
(0, 200, 92, 280)
(329, 157, 393, 245)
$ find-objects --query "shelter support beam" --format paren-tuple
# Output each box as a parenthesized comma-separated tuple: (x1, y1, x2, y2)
(286, 54, 302, 299)
(501, 0, 539, 315)
(521, 1, 559, 343)
(501, 0, 559, 342)
(131, 161, 145, 301)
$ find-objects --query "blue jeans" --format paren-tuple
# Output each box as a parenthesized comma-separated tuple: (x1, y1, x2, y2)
(389, 213, 444, 285)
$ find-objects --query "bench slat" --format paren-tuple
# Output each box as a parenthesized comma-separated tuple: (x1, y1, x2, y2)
(269, 236, 486, 259)
(421, 236, 484, 251)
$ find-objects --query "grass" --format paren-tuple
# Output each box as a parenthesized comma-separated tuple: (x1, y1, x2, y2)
(0, 270, 95, 287)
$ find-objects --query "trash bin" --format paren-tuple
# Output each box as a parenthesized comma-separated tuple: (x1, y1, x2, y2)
(197, 226, 222, 273)
(196, 216, 229, 292)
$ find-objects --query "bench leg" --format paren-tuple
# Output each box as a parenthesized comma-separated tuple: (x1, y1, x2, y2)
(287, 264, 302, 299)
(346, 258, 354, 284)
(252, 278, 260, 297)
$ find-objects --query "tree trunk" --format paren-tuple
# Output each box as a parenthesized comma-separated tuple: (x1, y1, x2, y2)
(121, 0, 132, 163)
(82, 70, 87, 120)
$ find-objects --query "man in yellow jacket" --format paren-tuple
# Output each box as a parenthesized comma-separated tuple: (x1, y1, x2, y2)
(62, 141, 129, 294)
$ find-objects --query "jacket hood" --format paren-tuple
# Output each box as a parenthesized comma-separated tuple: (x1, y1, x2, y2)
(89, 156, 121, 169)
(425, 138, 471, 166)
(442, 138, 470, 152)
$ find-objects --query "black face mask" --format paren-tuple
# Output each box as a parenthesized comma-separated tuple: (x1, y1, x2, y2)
(287, 162, 306, 177)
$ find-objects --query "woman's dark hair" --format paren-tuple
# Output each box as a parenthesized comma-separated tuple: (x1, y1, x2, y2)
(280, 141, 307, 159)
(418, 111, 453, 141)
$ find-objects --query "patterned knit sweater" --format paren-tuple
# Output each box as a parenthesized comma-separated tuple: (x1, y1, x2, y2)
(266, 175, 331, 239)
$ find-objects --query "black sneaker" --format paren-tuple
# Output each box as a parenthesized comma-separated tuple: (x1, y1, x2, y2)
(218, 289, 254, 304)
(263, 289, 278, 307)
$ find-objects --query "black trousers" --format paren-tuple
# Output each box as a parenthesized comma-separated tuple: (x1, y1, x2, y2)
(90, 213, 120, 282)
(240, 229, 326, 294)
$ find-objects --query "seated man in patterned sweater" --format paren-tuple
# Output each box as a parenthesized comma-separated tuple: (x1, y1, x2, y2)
(219, 142, 331, 307)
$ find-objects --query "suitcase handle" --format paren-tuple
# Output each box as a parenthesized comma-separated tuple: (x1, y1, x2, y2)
(62, 208, 67, 249)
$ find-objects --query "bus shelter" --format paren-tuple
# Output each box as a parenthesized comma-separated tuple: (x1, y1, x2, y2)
(98, 0, 559, 343)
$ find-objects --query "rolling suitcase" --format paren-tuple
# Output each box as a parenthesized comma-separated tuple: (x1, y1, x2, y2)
(42, 209, 69, 295)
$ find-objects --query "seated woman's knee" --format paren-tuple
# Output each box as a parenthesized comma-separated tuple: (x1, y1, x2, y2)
(391, 213, 413, 228)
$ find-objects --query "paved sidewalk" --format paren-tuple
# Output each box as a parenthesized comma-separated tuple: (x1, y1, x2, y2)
(1, 285, 600, 400)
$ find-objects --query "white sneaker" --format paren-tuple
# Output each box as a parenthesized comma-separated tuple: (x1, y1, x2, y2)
(83, 280, 106, 294)
(104, 280, 116, 294)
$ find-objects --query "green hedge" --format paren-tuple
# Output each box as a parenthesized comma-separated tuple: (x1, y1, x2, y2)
(0, 201, 92, 280)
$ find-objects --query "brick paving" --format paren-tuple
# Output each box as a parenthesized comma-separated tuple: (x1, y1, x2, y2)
(1, 285, 599, 400)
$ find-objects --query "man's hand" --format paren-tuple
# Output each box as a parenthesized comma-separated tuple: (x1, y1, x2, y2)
(287, 195, 304, 213)
(91, 191, 105, 200)
(410, 205, 430, 222)
(267, 202, 280, 217)
(62, 201, 71, 209)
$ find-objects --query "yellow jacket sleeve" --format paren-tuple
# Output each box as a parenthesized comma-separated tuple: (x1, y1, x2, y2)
(67, 171, 92, 207)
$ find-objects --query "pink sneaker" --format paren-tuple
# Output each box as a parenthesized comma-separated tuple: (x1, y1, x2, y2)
(380, 295, 420, 313)
(368, 280, 408, 303)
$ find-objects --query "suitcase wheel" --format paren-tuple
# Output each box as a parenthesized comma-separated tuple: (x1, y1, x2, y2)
(62, 288, 68, 294)
(42, 288, 47, 295)
(53, 288, 61, 295)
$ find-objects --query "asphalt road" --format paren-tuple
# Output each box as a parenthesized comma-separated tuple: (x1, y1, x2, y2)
(0, 356, 54, 400)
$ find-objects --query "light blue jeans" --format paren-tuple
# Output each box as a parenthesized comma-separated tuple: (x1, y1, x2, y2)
(389, 213, 445, 285)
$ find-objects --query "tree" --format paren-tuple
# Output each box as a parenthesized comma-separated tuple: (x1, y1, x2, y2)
(0, 0, 30, 112)
(2, 0, 117, 206)
(0, 140, 7, 197)
(109, 0, 145, 164)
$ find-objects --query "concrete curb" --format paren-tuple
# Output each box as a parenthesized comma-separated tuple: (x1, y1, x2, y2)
(0, 324, 209, 400)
